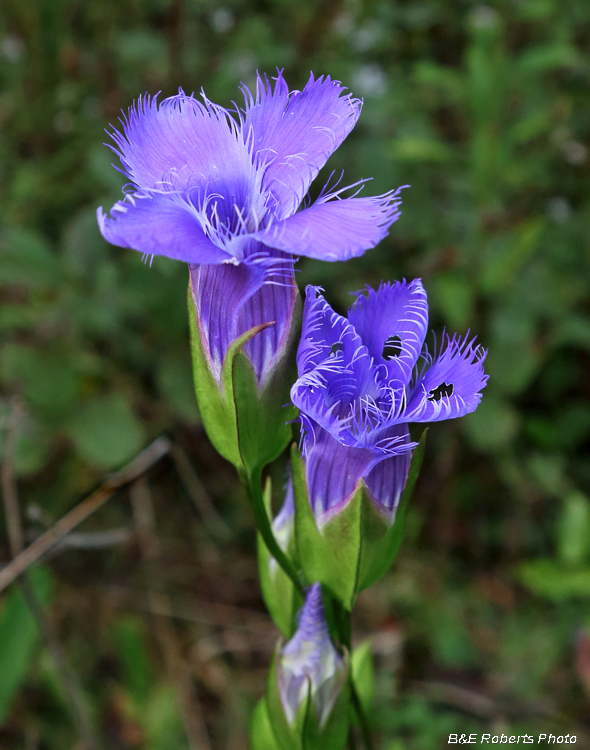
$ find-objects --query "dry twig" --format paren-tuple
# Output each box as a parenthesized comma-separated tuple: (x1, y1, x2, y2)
(171, 444, 233, 541)
(104, 583, 270, 631)
(1, 398, 24, 558)
(0, 436, 171, 593)
(130, 476, 212, 750)
(1, 398, 102, 750)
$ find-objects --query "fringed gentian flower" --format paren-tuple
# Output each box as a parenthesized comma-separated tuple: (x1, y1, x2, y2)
(277, 583, 346, 727)
(97, 70, 405, 385)
(291, 280, 488, 526)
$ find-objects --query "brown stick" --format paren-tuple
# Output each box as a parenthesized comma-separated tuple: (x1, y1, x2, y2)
(1, 398, 24, 557)
(1, 399, 103, 750)
(130, 476, 211, 750)
(0, 436, 171, 594)
(170, 444, 233, 540)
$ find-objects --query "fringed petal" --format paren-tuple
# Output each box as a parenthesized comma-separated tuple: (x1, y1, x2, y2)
(110, 92, 255, 193)
(348, 279, 429, 388)
(242, 71, 362, 219)
(405, 333, 489, 422)
(296, 285, 366, 376)
(251, 188, 404, 261)
(97, 194, 231, 264)
(292, 287, 388, 446)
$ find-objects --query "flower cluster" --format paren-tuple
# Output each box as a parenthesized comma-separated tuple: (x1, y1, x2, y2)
(98, 69, 488, 750)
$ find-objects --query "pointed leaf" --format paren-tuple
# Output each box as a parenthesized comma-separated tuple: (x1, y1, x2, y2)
(257, 478, 304, 637)
(357, 430, 427, 592)
(250, 699, 280, 750)
(291, 445, 361, 609)
(351, 640, 375, 720)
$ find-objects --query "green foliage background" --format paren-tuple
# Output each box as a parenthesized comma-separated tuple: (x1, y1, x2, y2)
(0, 0, 589, 747)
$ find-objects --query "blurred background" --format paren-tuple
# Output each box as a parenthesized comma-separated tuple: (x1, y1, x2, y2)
(1, 0, 590, 747)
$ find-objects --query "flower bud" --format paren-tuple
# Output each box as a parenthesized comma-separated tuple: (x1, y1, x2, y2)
(188, 257, 300, 475)
(290, 282, 487, 608)
(291, 435, 426, 610)
(257, 474, 303, 637)
(266, 584, 350, 750)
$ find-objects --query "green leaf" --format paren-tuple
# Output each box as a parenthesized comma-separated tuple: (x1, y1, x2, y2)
(0, 567, 54, 724)
(557, 492, 590, 567)
(428, 599, 480, 669)
(156, 355, 200, 423)
(257, 478, 304, 638)
(518, 559, 590, 601)
(144, 684, 185, 750)
(389, 137, 453, 162)
(61, 207, 111, 279)
(0, 345, 82, 422)
(414, 61, 465, 103)
(507, 109, 553, 146)
(250, 699, 279, 750)
(351, 640, 375, 719)
(113, 616, 153, 706)
(430, 271, 475, 331)
(481, 218, 545, 293)
(0, 407, 51, 477)
(516, 43, 580, 74)
(0, 228, 60, 290)
(67, 393, 146, 469)
(463, 396, 520, 452)
(291, 432, 426, 609)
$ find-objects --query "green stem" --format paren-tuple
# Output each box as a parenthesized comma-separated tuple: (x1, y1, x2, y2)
(239, 467, 305, 597)
(337, 607, 374, 750)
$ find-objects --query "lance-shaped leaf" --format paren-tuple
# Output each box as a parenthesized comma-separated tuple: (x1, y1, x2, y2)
(351, 640, 375, 725)
(250, 698, 280, 750)
(257, 477, 304, 637)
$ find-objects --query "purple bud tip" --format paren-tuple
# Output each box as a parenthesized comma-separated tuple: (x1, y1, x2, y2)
(278, 583, 345, 726)
(296, 583, 329, 640)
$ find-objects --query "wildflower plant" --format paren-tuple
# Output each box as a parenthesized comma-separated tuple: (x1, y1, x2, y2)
(98, 70, 487, 749)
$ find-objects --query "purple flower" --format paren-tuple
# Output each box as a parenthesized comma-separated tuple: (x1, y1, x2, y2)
(278, 583, 345, 726)
(97, 71, 405, 382)
(291, 281, 488, 525)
